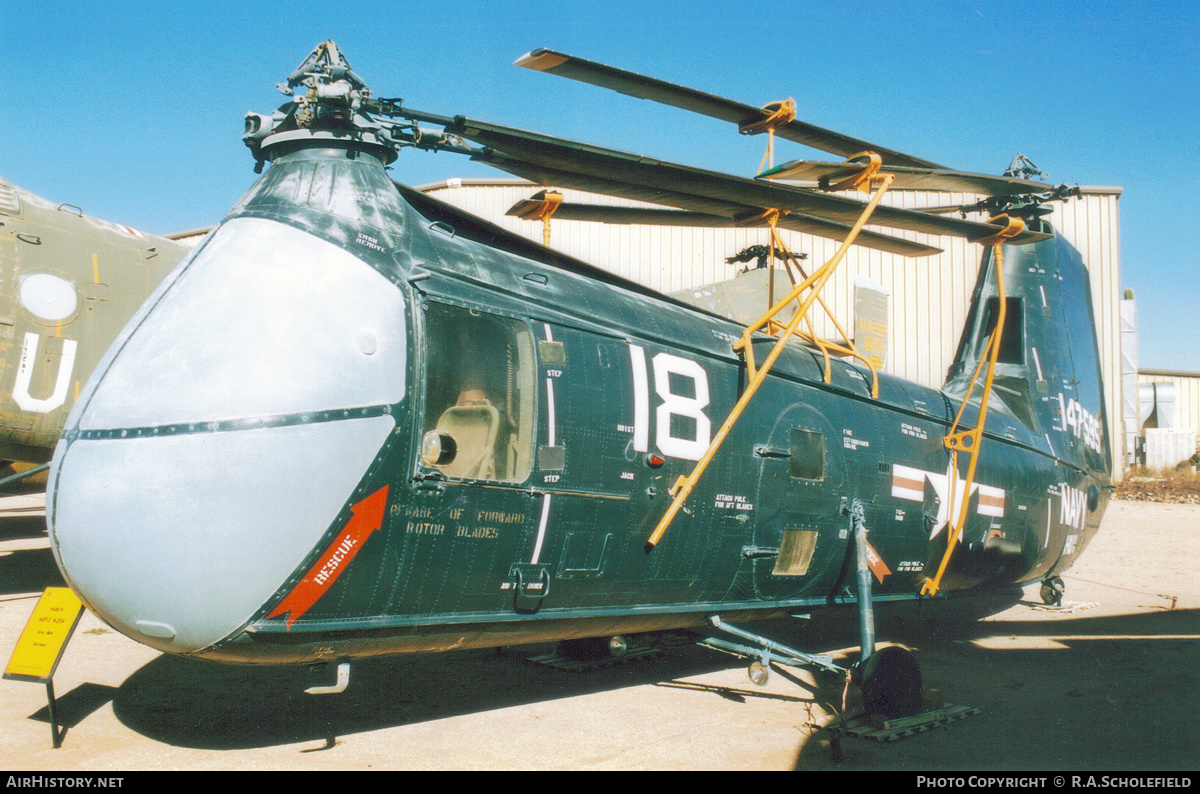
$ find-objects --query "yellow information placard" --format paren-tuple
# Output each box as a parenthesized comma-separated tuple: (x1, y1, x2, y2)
(4, 587, 85, 683)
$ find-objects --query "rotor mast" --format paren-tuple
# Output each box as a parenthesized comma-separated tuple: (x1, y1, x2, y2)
(242, 40, 468, 172)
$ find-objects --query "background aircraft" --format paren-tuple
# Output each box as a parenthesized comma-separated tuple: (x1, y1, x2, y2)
(0, 177, 190, 475)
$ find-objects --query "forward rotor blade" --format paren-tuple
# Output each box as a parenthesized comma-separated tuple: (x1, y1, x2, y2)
(760, 159, 1057, 197)
(515, 48, 946, 170)
(446, 115, 1050, 245)
(504, 199, 942, 257)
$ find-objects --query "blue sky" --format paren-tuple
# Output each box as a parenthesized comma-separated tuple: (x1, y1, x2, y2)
(3, 0, 1197, 369)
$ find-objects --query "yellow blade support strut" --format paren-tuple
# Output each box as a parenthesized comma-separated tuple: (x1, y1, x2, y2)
(920, 217, 1023, 596)
(645, 170, 895, 553)
(512, 189, 563, 246)
(744, 98, 796, 175)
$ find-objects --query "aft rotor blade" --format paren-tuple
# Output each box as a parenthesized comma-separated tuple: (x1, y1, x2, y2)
(761, 159, 1057, 197)
(504, 199, 943, 257)
(448, 116, 1050, 244)
(515, 48, 946, 170)
(916, 204, 972, 215)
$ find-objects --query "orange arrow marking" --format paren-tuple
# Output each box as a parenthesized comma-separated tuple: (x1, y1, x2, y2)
(267, 485, 389, 629)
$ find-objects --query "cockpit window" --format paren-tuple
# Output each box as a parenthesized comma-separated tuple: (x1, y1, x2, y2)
(420, 302, 535, 483)
(980, 296, 1025, 365)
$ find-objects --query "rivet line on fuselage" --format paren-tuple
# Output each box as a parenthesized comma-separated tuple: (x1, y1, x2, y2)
(67, 404, 395, 441)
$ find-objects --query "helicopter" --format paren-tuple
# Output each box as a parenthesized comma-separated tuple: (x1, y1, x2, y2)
(0, 176, 190, 476)
(44, 42, 1110, 717)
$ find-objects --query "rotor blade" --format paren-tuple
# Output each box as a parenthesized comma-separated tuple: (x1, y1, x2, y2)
(760, 159, 1056, 197)
(492, 159, 940, 256)
(515, 48, 946, 170)
(916, 205, 973, 215)
(504, 199, 942, 257)
(446, 115, 1050, 245)
(478, 151, 740, 216)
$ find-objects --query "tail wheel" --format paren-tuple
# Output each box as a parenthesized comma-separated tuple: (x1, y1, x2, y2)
(1040, 576, 1065, 606)
(859, 646, 923, 719)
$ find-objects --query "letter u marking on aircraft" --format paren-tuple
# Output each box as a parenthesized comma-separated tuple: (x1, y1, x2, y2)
(12, 332, 78, 414)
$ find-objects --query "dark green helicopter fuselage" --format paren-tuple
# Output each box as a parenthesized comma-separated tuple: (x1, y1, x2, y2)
(48, 146, 1112, 664)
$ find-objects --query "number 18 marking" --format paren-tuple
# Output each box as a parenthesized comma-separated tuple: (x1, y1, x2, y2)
(629, 344, 711, 461)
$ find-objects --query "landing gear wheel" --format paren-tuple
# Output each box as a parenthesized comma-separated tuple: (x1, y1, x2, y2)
(859, 646, 922, 719)
(1040, 576, 1065, 606)
(747, 660, 769, 686)
(557, 635, 629, 660)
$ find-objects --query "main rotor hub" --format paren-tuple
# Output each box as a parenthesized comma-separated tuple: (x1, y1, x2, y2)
(244, 40, 403, 170)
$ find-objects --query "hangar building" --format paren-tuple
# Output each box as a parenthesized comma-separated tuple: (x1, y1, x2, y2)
(1136, 368, 1200, 468)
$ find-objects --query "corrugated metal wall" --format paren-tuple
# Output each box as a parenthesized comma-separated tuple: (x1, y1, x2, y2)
(420, 179, 1124, 476)
(1138, 369, 1200, 440)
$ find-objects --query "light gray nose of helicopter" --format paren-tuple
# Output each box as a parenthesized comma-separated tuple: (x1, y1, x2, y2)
(48, 218, 406, 654)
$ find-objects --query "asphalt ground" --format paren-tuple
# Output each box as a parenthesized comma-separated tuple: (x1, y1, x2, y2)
(0, 498, 1195, 771)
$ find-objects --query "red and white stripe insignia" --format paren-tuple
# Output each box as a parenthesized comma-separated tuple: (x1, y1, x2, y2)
(891, 464, 925, 501)
(891, 463, 1006, 518)
(976, 484, 1005, 517)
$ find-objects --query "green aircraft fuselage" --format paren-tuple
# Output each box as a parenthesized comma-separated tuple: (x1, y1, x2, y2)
(47, 144, 1112, 664)
(0, 176, 189, 464)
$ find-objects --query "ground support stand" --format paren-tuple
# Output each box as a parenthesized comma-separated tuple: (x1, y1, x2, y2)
(1028, 600, 1098, 614)
(526, 641, 664, 673)
(820, 704, 981, 742)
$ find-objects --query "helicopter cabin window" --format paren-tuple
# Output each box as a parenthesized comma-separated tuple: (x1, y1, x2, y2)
(789, 429, 825, 481)
(420, 303, 536, 483)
